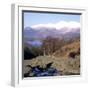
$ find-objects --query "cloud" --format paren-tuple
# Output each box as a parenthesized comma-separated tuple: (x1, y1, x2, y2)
(31, 21, 80, 31)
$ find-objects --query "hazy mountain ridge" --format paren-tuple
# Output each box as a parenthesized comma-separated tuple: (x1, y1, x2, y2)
(24, 26, 80, 40)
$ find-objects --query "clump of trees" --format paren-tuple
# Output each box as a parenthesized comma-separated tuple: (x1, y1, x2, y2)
(24, 47, 35, 60)
(42, 36, 65, 56)
(24, 46, 43, 60)
(68, 48, 80, 59)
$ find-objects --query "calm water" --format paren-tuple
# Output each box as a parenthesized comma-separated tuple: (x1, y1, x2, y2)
(27, 40, 42, 47)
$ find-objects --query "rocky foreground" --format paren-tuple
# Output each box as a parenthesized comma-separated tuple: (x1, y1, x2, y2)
(23, 55, 80, 77)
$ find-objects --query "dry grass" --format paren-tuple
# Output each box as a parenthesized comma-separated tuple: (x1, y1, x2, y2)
(53, 40, 80, 57)
(23, 40, 80, 76)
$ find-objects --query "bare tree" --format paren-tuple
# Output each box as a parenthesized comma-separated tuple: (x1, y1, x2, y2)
(42, 36, 65, 56)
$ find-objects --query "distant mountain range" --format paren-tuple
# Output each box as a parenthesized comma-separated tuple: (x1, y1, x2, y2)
(24, 26, 80, 40)
(24, 21, 80, 46)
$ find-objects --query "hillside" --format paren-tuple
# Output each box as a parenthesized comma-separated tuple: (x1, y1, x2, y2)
(23, 40, 80, 77)
(53, 40, 80, 58)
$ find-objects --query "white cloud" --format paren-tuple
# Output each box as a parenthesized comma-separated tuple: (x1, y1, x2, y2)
(31, 21, 80, 31)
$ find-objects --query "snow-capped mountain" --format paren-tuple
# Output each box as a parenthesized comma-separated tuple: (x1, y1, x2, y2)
(24, 21, 80, 40)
